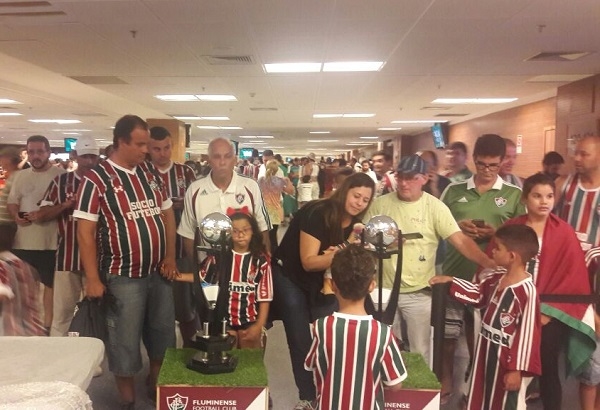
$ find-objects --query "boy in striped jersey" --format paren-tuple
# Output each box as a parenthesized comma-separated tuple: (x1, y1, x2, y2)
(305, 245, 406, 410)
(430, 225, 542, 410)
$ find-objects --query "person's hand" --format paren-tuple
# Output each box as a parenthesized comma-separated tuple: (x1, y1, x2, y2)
(238, 323, 262, 345)
(25, 210, 42, 222)
(541, 314, 552, 326)
(160, 257, 179, 280)
(14, 212, 31, 226)
(429, 275, 453, 286)
(85, 278, 106, 299)
(475, 223, 495, 241)
(458, 219, 479, 239)
(504, 370, 522, 391)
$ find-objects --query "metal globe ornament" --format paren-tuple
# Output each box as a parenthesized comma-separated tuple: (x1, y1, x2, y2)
(199, 212, 232, 245)
(364, 215, 398, 247)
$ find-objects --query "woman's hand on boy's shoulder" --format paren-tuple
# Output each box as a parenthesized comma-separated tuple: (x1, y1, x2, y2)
(429, 275, 453, 286)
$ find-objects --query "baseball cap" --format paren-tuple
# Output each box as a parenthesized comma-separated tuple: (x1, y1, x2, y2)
(75, 136, 100, 156)
(396, 154, 427, 175)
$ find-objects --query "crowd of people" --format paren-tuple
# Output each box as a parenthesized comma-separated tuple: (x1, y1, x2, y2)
(1, 113, 600, 410)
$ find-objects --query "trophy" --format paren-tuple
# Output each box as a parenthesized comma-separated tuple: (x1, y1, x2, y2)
(186, 212, 238, 374)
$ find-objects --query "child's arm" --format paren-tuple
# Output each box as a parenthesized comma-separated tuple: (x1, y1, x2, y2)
(430, 274, 491, 309)
(239, 301, 269, 345)
(381, 332, 408, 390)
(174, 273, 194, 283)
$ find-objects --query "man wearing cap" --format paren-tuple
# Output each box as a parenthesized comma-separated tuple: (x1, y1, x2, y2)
(36, 136, 101, 336)
(364, 154, 494, 368)
(7, 135, 66, 333)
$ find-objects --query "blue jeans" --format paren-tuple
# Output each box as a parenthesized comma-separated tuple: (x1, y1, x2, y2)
(271, 264, 316, 401)
(105, 272, 175, 376)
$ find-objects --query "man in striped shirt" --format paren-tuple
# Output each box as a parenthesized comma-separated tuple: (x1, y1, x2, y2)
(38, 135, 100, 336)
(74, 115, 178, 409)
(148, 126, 197, 346)
(305, 245, 406, 410)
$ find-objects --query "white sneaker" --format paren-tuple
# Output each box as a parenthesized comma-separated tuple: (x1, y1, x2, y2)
(293, 400, 315, 410)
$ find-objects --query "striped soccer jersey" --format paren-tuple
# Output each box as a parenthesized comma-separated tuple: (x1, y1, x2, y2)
(304, 312, 407, 410)
(74, 160, 169, 278)
(40, 171, 82, 271)
(556, 174, 600, 250)
(450, 272, 541, 410)
(155, 161, 196, 258)
(200, 250, 272, 327)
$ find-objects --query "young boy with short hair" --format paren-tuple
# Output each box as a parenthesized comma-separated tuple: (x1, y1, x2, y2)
(430, 224, 542, 410)
(304, 245, 406, 410)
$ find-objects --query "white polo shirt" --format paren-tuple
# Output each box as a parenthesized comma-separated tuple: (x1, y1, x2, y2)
(177, 171, 271, 239)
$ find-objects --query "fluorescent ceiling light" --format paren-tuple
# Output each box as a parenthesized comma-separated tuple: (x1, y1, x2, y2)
(196, 95, 237, 102)
(29, 119, 81, 124)
(200, 116, 230, 121)
(0, 112, 22, 116)
(63, 132, 81, 135)
(173, 115, 202, 120)
(309, 131, 330, 134)
(156, 95, 197, 101)
(346, 142, 374, 146)
(53, 129, 91, 132)
(343, 113, 375, 118)
(378, 127, 402, 131)
(313, 114, 343, 118)
(360, 136, 379, 139)
(432, 98, 518, 104)
(390, 120, 439, 124)
(307, 139, 339, 143)
(323, 61, 384, 72)
(264, 63, 322, 73)
(0, 99, 22, 104)
(239, 135, 273, 139)
(196, 125, 242, 130)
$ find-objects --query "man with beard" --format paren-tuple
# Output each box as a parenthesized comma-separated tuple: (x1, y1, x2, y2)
(7, 135, 65, 333)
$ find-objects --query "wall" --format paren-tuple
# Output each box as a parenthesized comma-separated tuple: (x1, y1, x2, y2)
(402, 97, 556, 178)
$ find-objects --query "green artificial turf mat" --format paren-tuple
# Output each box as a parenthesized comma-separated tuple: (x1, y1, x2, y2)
(158, 348, 268, 387)
(401, 352, 441, 390)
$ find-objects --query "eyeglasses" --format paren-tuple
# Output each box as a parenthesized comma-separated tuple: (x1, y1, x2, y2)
(474, 161, 501, 171)
(232, 227, 252, 236)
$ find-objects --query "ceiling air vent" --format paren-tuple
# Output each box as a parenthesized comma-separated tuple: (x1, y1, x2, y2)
(69, 76, 127, 85)
(249, 107, 278, 111)
(435, 113, 468, 117)
(203, 55, 254, 65)
(525, 51, 591, 62)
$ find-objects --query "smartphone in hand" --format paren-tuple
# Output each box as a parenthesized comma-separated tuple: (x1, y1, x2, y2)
(472, 219, 485, 228)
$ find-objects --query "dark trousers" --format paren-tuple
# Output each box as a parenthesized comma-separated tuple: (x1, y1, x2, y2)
(540, 319, 570, 410)
(271, 265, 315, 401)
(269, 226, 279, 256)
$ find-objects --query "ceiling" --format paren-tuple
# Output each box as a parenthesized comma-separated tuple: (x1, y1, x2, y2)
(0, 0, 598, 157)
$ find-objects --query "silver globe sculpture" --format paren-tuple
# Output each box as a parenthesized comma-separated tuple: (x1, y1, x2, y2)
(364, 215, 398, 246)
(199, 212, 232, 245)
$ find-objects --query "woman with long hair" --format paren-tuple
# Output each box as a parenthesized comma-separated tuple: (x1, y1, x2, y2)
(257, 159, 294, 255)
(271, 172, 375, 410)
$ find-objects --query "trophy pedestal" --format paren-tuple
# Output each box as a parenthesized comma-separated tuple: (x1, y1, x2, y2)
(186, 333, 238, 374)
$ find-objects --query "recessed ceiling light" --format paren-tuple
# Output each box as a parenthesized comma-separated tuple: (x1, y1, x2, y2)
(220, 126, 242, 130)
(432, 98, 518, 104)
(377, 127, 402, 131)
(156, 95, 198, 101)
(360, 136, 379, 139)
(200, 116, 230, 121)
(52, 129, 91, 132)
(0, 112, 22, 116)
(0, 98, 22, 104)
(196, 95, 237, 102)
(63, 132, 81, 135)
(196, 125, 242, 130)
(307, 139, 339, 143)
(309, 131, 331, 134)
(343, 113, 375, 118)
(390, 120, 439, 124)
(264, 63, 322, 73)
(29, 119, 81, 124)
(323, 61, 385, 72)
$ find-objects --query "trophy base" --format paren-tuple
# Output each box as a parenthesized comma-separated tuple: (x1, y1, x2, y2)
(186, 352, 238, 374)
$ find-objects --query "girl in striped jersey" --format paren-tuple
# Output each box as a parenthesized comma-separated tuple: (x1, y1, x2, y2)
(430, 225, 542, 410)
(305, 245, 406, 410)
(177, 210, 272, 349)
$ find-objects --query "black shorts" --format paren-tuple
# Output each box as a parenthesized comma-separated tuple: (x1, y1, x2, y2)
(12, 249, 56, 288)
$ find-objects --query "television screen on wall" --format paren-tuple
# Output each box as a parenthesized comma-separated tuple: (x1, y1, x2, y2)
(64, 137, 77, 152)
(431, 123, 449, 149)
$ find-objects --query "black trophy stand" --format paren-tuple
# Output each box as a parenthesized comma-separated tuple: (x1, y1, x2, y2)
(365, 229, 404, 325)
(187, 230, 238, 374)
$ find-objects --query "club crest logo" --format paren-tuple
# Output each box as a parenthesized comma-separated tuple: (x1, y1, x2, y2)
(149, 179, 160, 191)
(500, 312, 514, 328)
(236, 193, 245, 204)
(177, 177, 186, 189)
(166, 393, 188, 410)
(494, 196, 507, 207)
